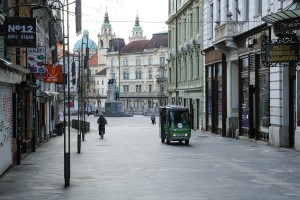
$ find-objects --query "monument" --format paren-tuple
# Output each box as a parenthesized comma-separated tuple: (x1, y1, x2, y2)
(101, 79, 132, 117)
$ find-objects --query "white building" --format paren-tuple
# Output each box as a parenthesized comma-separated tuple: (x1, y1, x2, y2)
(202, 0, 300, 150)
(106, 31, 169, 114)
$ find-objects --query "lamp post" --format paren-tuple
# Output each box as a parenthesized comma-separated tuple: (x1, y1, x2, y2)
(80, 33, 89, 141)
(72, 51, 81, 153)
(51, 0, 70, 187)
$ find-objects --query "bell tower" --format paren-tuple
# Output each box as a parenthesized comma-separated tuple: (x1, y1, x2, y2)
(129, 11, 146, 43)
(98, 9, 116, 69)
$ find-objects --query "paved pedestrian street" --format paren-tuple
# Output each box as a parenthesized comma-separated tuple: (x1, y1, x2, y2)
(1, 115, 300, 200)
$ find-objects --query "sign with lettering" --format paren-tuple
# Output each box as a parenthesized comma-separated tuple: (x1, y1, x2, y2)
(27, 47, 48, 80)
(27, 47, 46, 73)
(4, 17, 37, 47)
(265, 43, 299, 63)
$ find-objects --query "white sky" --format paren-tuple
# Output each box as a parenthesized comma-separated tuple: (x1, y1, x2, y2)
(67, 0, 168, 51)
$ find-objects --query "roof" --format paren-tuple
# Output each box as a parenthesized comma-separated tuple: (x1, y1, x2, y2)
(95, 68, 106, 76)
(121, 40, 150, 53)
(109, 38, 126, 52)
(88, 53, 98, 66)
(119, 32, 168, 54)
(148, 32, 168, 49)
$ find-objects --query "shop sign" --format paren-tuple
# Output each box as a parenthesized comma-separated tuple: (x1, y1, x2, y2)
(265, 43, 299, 63)
(44, 65, 63, 83)
(27, 47, 48, 80)
(4, 17, 37, 47)
(65, 97, 74, 107)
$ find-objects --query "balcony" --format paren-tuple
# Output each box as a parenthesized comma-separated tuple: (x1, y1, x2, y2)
(212, 14, 243, 50)
(155, 77, 167, 83)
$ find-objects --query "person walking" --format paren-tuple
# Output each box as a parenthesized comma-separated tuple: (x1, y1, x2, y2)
(151, 114, 156, 125)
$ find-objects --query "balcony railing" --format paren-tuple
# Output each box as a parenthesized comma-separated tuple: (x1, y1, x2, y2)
(155, 77, 167, 83)
(213, 19, 244, 44)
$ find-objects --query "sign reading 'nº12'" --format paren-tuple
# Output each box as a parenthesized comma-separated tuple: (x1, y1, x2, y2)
(4, 17, 37, 48)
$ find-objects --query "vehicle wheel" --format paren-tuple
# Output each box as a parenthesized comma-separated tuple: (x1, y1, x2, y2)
(185, 140, 189, 145)
(166, 139, 170, 144)
(161, 138, 165, 143)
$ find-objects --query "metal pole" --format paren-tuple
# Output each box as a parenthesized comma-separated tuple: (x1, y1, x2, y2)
(52, 0, 70, 187)
(66, 0, 71, 187)
(72, 51, 81, 153)
(73, 51, 81, 153)
(80, 35, 88, 141)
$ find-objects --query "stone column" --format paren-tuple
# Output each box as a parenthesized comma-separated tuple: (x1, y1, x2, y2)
(295, 70, 300, 150)
(269, 66, 289, 147)
(226, 57, 239, 137)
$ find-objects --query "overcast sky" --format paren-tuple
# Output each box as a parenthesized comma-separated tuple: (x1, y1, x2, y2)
(67, 0, 168, 51)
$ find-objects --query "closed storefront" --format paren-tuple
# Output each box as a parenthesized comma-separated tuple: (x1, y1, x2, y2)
(0, 84, 13, 175)
(205, 50, 227, 136)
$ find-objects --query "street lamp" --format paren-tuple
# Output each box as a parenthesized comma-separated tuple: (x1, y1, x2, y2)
(72, 51, 81, 153)
(80, 33, 89, 141)
(51, 0, 71, 187)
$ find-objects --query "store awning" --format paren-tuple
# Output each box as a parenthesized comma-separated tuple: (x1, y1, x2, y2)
(262, 1, 300, 35)
(262, 9, 300, 24)
(0, 58, 30, 84)
(44, 90, 59, 96)
(0, 58, 29, 74)
(19, 81, 39, 91)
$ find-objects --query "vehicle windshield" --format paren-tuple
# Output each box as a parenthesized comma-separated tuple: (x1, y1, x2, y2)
(169, 111, 189, 129)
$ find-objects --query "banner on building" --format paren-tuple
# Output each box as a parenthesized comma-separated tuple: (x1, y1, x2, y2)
(44, 64, 63, 83)
(4, 17, 37, 47)
(27, 47, 48, 80)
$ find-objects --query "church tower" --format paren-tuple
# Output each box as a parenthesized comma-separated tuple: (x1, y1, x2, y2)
(98, 9, 116, 70)
(128, 12, 146, 43)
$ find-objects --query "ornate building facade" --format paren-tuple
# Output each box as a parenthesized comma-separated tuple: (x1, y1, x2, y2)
(166, 0, 205, 130)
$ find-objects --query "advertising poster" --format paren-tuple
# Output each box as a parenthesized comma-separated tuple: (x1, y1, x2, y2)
(44, 65, 63, 83)
(27, 47, 48, 80)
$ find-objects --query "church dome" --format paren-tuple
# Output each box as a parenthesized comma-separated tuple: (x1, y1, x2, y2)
(73, 30, 98, 53)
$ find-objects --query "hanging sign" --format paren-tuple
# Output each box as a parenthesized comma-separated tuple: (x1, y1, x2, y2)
(44, 65, 63, 83)
(265, 43, 299, 63)
(27, 47, 48, 80)
(4, 17, 37, 47)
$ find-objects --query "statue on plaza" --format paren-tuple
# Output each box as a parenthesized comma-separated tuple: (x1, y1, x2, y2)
(102, 79, 132, 117)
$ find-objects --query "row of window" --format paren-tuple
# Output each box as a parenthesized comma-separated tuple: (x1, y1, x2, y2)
(111, 57, 165, 67)
(122, 68, 166, 80)
(122, 84, 165, 93)
(123, 85, 151, 93)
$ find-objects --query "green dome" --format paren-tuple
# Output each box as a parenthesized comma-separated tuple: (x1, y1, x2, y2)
(73, 30, 97, 52)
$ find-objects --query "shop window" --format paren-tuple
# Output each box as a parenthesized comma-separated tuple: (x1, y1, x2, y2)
(218, 80, 222, 128)
(207, 81, 212, 126)
(259, 74, 270, 132)
(241, 77, 249, 128)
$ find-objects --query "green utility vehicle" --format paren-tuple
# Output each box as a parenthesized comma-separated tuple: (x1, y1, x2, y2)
(159, 105, 191, 145)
